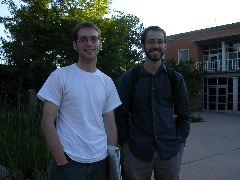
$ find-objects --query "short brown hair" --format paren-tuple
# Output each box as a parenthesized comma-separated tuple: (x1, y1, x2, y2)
(141, 26, 166, 44)
(73, 22, 101, 42)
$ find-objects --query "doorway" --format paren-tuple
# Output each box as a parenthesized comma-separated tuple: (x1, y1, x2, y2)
(207, 86, 227, 111)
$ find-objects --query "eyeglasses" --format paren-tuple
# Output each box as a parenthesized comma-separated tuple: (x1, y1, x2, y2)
(77, 36, 100, 44)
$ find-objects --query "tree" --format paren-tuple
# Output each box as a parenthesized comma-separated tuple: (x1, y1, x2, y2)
(165, 59, 202, 95)
(164, 59, 203, 111)
(98, 12, 143, 83)
(0, 0, 143, 105)
(0, 0, 144, 178)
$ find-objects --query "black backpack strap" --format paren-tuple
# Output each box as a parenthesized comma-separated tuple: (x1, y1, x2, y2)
(131, 64, 141, 87)
(129, 64, 141, 113)
(165, 66, 177, 103)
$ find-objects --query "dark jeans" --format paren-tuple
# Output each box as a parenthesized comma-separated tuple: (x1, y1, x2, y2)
(48, 155, 107, 180)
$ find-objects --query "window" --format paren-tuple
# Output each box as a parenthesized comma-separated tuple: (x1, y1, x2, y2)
(178, 49, 189, 62)
(233, 43, 240, 52)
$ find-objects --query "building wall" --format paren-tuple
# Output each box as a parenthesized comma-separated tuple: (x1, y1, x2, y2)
(165, 23, 240, 62)
(166, 37, 200, 61)
(165, 22, 240, 113)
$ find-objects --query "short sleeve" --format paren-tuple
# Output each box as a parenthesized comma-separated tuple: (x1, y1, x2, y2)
(103, 78, 122, 113)
(37, 69, 63, 107)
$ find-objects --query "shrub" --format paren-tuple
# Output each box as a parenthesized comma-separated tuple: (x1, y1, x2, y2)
(190, 115, 203, 123)
(0, 106, 50, 180)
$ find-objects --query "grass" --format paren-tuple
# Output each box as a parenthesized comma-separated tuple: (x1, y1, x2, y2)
(0, 106, 50, 180)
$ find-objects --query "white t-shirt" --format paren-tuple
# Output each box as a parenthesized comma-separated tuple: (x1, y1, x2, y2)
(37, 64, 121, 163)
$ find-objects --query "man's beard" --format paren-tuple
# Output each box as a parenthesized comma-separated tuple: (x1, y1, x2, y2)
(145, 49, 164, 62)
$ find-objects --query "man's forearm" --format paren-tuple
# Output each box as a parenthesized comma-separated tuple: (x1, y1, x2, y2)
(41, 121, 67, 165)
(107, 124, 118, 146)
(103, 111, 118, 146)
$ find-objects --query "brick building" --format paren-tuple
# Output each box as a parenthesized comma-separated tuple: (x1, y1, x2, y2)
(165, 22, 240, 113)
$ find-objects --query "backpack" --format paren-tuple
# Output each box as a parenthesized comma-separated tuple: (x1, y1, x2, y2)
(129, 63, 177, 111)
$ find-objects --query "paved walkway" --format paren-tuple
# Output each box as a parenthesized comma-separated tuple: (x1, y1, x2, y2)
(180, 112, 240, 180)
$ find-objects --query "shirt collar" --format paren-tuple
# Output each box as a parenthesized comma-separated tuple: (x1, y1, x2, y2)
(139, 61, 167, 74)
(159, 63, 167, 72)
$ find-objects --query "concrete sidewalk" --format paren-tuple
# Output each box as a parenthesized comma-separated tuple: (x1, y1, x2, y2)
(180, 112, 240, 180)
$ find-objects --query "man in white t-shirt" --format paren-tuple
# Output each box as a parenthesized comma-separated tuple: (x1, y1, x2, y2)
(37, 22, 121, 180)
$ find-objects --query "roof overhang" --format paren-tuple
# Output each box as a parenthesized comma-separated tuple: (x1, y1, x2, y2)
(192, 32, 240, 46)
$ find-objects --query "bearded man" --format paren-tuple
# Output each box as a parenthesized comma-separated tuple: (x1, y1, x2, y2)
(116, 26, 190, 180)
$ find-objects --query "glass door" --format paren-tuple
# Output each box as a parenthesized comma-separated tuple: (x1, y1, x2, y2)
(218, 87, 227, 111)
(208, 87, 217, 110)
(207, 86, 227, 111)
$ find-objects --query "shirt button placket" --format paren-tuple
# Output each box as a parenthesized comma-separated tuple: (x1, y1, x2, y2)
(153, 111, 156, 117)
(152, 77, 158, 145)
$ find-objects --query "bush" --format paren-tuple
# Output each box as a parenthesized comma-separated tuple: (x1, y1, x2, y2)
(190, 115, 203, 123)
(0, 106, 50, 180)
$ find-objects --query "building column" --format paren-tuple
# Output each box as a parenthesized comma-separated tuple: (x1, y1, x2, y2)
(221, 41, 226, 71)
(233, 77, 238, 112)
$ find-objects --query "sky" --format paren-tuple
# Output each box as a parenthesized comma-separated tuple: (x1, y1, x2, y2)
(110, 0, 240, 35)
(0, 0, 240, 38)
